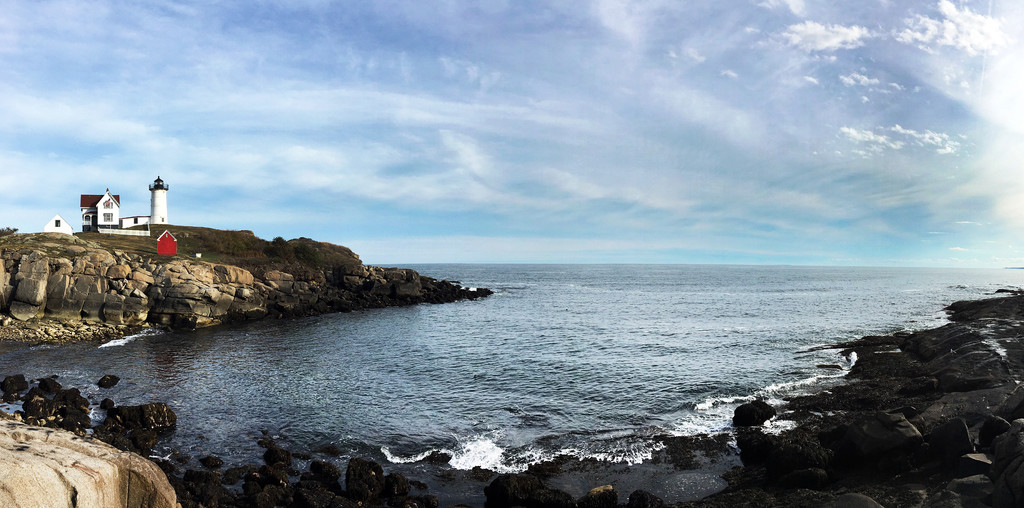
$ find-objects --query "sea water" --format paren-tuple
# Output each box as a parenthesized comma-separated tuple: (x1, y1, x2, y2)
(2, 265, 1024, 477)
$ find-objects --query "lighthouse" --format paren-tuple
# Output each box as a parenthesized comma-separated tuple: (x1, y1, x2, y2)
(149, 176, 169, 225)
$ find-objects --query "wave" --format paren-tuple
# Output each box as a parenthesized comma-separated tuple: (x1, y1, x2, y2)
(98, 327, 164, 348)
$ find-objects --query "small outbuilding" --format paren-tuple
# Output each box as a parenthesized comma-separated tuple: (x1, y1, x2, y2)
(157, 230, 177, 255)
(43, 214, 74, 235)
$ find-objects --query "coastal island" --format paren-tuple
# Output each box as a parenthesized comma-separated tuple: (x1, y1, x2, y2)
(0, 227, 491, 342)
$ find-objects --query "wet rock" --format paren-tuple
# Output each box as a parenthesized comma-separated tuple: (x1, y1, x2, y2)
(981, 416, 1012, 448)
(345, 457, 384, 502)
(992, 419, 1024, 507)
(957, 453, 993, 478)
(199, 455, 224, 469)
(945, 474, 994, 501)
(578, 485, 617, 508)
(829, 412, 923, 465)
(626, 489, 665, 508)
(1, 374, 28, 394)
(928, 418, 975, 471)
(484, 474, 544, 508)
(823, 493, 883, 507)
(733, 400, 776, 427)
(766, 436, 832, 479)
(37, 376, 61, 393)
(106, 402, 177, 432)
(777, 467, 829, 489)
(264, 444, 293, 467)
(100, 398, 115, 410)
(384, 472, 411, 498)
(97, 374, 120, 388)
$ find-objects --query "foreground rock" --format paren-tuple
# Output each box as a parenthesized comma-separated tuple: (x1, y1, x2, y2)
(0, 232, 491, 337)
(0, 420, 177, 508)
(685, 292, 1024, 507)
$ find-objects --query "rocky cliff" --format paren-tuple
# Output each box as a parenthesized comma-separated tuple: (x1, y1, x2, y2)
(0, 232, 489, 338)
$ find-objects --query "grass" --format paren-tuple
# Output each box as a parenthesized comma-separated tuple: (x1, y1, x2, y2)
(2, 225, 363, 277)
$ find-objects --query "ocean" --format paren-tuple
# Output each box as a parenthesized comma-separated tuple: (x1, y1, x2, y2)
(3, 264, 1024, 501)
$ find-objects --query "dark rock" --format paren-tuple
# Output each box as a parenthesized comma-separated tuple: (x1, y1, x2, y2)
(956, 453, 992, 478)
(530, 488, 576, 508)
(822, 493, 883, 507)
(734, 428, 775, 465)
(131, 428, 159, 452)
(1, 374, 28, 394)
(981, 416, 1012, 448)
(945, 474, 994, 500)
(107, 402, 177, 432)
(37, 376, 62, 393)
(483, 474, 544, 508)
(294, 485, 337, 508)
(59, 407, 92, 433)
(54, 388, 89, 411)
(830, 412, 923, 465)
(100, 398, 115, 410)
(898, 377, 938, 395)
(777, 467, 828, 489)
(470, 466, 496, 482)
(765, 437, 832, 479)
(929, 418, 975, 470)
(223, 465, 255, 485)
(345, 457, 384, 502)
(200, 455, 224, 469)
(310, 459, 342, 489)
(264, 445, 293, 467)
(419, 450, 453, 465)
(383, 472, 410, 498)
(316, 444, 342, 456)
(626, 489, 665, 508)
(410, 480, 429, 491)
(577, 485, 617, 508)
(97, 374, 120, 388)
(992, 419, 1024, 507)
(410, 494, 440, 508)
(733, 400, 776, 427)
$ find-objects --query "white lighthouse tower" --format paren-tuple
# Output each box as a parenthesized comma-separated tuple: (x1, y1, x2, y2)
(149, 176, 169, 225)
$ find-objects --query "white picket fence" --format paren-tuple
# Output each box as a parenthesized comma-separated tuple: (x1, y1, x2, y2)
(97, 228, 150, 237)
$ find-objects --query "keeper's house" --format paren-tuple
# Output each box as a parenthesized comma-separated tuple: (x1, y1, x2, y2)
(80, 190, 121, 232)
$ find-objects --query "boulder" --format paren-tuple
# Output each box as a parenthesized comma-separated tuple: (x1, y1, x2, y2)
(733, 400, 776, 427)
(830, 412, 923, 464)
(578, 485, 617, 508)
(626, 489, 665, 508)
(383, 472, 410, 498)
(981, 416, 1012, 448)
(992, 419, 1024, 507)
(928, 418, 975, 470)
(346, 457, 384, 502)
(484, 474, 545, 507)
(97, 374, 120, 388)
(1, 374, 29, 394)
(0, 420, 177, 508)
(106, 402, 177, 432)
(106, 264, 132, 279)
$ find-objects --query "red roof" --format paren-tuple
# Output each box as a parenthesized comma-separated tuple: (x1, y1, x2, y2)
(80, 194, 121, 208)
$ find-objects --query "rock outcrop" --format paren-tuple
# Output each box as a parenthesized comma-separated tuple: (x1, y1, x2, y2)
(0, 420, 177, 508)
(0, 233, 490, 334)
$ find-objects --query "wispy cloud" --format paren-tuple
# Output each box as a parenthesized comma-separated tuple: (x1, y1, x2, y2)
(781, 21, 872, 52)
(897, 0, 1010, 56)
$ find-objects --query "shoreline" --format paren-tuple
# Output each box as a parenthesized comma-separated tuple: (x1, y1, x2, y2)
(4, 291, 1024, 506)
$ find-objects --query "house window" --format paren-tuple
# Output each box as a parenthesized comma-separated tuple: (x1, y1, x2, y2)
(103, 213, 113, 222)
(134, 217, 139, 224)
(103, 200, 113, 209)
(55, 220, 61, 227)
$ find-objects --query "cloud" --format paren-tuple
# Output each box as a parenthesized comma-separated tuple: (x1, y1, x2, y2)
(759, 0, 806, 17)
(897, 0, 1010, 56)
(839, 73, 879, 87)
(949, 246, 968, 251)
(840, 125, 963, 155)
(721, 69, 738, 79)
(803, 76, 819, 85)
(781, 21, 871, 52)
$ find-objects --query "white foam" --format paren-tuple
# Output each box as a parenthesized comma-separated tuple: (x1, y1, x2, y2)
(694, 395, 754, 412)
(448, 437, 510, 472)
(99, 327, 163, 348)
(381, 447, 439, 464)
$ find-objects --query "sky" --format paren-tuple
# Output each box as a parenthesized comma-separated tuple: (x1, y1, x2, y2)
(1, 0, 1023, 266)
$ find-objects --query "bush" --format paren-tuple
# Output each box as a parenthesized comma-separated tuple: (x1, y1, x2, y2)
(0, 227, 17, 237)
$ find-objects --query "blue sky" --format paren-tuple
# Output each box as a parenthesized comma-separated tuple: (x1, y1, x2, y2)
(1, 0, 1022, 266)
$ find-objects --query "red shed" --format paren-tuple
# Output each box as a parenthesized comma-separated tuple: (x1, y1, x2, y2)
(157, 230, 177, 255)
